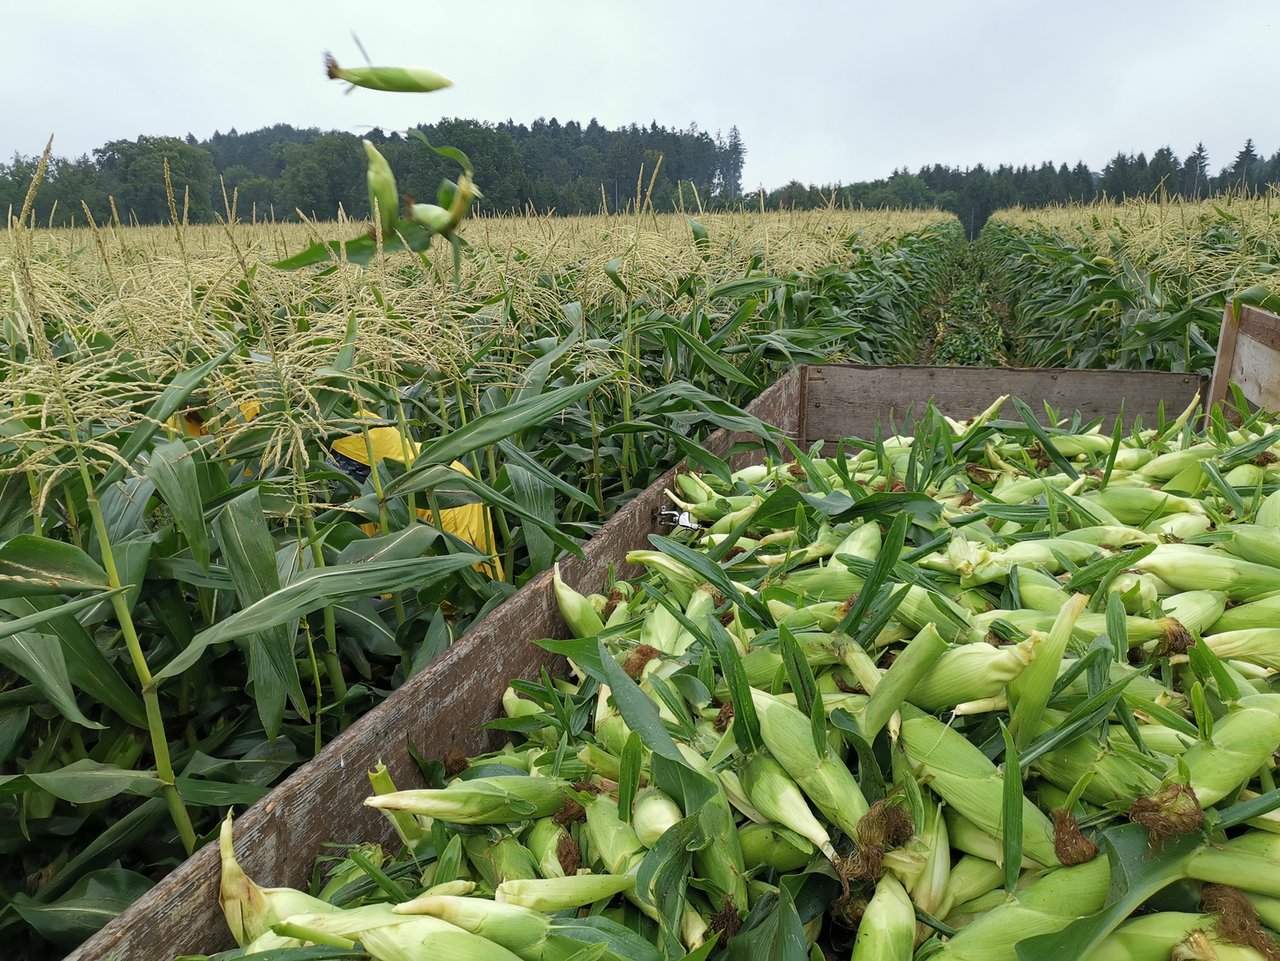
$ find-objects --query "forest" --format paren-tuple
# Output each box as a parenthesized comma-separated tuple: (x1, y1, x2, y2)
(2, 116, 1277, 237)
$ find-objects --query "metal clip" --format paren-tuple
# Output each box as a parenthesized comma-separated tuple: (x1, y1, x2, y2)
(653, 509, 699, 531)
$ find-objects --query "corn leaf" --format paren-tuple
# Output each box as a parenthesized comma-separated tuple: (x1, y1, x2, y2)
(0, 535, 108, 599)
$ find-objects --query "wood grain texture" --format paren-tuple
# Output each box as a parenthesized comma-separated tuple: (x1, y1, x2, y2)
(1208, 302, 1245, 409)
(803, 364, 1206, 450)
(1209, 304, 1280, 414)
(69, 372, 802, 961)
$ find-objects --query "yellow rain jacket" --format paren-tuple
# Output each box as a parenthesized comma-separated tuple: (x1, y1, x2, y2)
(168, 409, 503, 579)
(330, 424, 503, 580)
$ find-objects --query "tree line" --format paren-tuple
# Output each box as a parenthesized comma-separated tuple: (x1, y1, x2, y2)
(769, 141, 1277, 238)
(2, 121, 1276, 235)
(0, 119, 745, 227)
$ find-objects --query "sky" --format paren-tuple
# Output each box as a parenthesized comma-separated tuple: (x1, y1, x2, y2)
(5, 0, 1279, 189)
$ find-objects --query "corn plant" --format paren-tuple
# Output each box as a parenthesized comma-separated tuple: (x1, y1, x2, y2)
(981, 197, 1280, 372)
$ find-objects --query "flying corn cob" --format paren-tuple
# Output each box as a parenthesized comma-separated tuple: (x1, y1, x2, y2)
(358, 140, 400, 240)
(325, 53, 453, 92)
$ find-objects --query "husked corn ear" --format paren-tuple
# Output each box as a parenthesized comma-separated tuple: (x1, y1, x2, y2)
(1113, 447, 1156, 471)
(1086, 912, 1206, 961)
(365, 776, 570, 825)
(354, 914, 527, 961)
(672, 471, 713, 505)
(526, 817, 575, 877)
(778, 562, 861, 601)
(938, 855, 1005, 920)
(584, 794, 643, 875)
(1135, 545, 1280, 600)
(1203, 629, 1280, 670)
(833, 521, 882, 561)
(738, 822, 815, 871)
(325, 54, 453, 92)
(1059, 524, 1158, 548)
(583, 794, 660, 922)
(393, 894, 550, 951)
(907, 638, 1037, 712)
(672, 746, 749, 915)
(1219, 524, 1280, 569)
(368, 762, 426, 847)
(631, 788, 683, 848)
(1176, 707, 1280, 806)
(1170, 929, 1273, 961)
(740, 754, 837, 860)
(1257, 490, 1280, 528)
(1108, 721, 1194, 756)
(553, 564, 604, 639)
(1030, 714, 1162, 806)
(861, 622, 949, 739)
(957, 537, 1103, 586)
(1009, 594, 1088, 746)
(718, 768, 769, 823)
(495, 874, 635, 910)
(218, 812, 335, 947)
(1161, 591, 1229, 638)
(1108, 571, 1160, 613)
(749, 688, 869, 836)
(1210, 595, 1280, 634)
(757, 522, 847, 567)
(902, 795, 950, 920)
(928, 857, 1111, 961)
(1082, 486, 1206, 525)
(362, 140, 398, 237)
(1145, 513, 1213, 538)
(1010, 567, 1070, 613)
(898, 706, 1059, 867)
(1046, 431, 1115, 456)
(464, 834, 539, 886)
(851, 874, 915, 961)
(1136, 445, 1216, 480)
(623, 550, 701, 605)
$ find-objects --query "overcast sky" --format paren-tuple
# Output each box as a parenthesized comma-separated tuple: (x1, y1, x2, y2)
(5, 0, 1278, 188)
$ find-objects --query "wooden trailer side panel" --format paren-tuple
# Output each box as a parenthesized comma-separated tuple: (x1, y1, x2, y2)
(1208, 304, 1280, 415)
(803, 364, 1206, 449)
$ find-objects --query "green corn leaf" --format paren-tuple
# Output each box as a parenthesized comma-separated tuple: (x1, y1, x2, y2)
(597, 639, 685, 765)
(145, 439, 210, 574)
(1000, 721, 1023, 892)
(618, 731, 642, 823)
(0, 535, 108, 599)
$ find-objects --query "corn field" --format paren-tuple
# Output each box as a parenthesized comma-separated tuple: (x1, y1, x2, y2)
(0, 208, 961, 956)
(981, 197, 1280, 372)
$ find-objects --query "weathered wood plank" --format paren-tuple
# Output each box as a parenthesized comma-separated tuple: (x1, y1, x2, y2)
(1209, 304, 1280, 414)
(1227, 333, 1280, 414)
(1208, 302, 1245, 410)
(803, 365, 1206, 449)
(69, 372, 801, 961)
